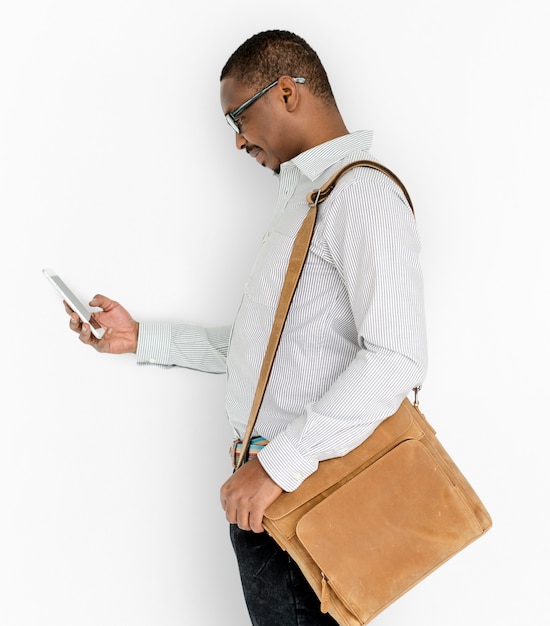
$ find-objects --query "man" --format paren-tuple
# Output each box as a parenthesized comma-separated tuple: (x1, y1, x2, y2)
(67, 30, 427, 626)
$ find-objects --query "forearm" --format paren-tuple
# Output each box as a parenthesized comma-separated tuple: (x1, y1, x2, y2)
(136, 322, 230, 373)
(259, 344, 426, 492)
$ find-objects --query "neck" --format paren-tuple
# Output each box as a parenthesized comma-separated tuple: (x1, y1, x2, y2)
(300, 115, 349, 153)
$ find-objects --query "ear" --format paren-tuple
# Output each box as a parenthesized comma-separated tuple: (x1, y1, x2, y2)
(278, 76, 302, 112)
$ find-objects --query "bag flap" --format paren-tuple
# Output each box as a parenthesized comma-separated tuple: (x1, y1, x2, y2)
(264, 399, 424, 521)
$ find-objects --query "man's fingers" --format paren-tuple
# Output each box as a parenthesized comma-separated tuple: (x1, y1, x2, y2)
(221, 490, 251, 531)
(89, 294, 112, 310)
(248, 512, 265, 534)
(222, 498, 238, 526)
(220, 459, 281, 533)
(94, 329, 114, 353)
(69, 313, 80, 329)
(236, 509, 251, 532)
(68, 310, 84, 335)
(78, 323, 98, 346)
(221, 495, 264, 532)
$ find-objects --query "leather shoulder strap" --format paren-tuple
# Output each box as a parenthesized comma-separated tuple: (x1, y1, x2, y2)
(235, 160, 413, 469)
(306, 159, 414, 214)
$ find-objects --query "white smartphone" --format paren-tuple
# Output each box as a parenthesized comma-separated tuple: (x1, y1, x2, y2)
(42, 268, 105, 339)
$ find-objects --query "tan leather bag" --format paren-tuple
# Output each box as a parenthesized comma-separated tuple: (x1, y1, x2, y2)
(236, 160, 492, 625)
(263, 397, 492, 625)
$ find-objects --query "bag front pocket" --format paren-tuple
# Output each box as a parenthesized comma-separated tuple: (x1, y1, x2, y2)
(295, 439, 484, 624)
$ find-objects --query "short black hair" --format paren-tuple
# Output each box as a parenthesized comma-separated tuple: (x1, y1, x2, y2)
(220, 30, 336, 106)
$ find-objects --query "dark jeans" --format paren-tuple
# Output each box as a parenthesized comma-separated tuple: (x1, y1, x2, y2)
(230, 524, 338, 626)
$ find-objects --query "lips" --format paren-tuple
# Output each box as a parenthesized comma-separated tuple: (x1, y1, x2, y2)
(247, 145, 263, 163)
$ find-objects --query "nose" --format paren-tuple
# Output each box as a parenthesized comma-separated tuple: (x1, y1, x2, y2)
(235, 132, 247, 150)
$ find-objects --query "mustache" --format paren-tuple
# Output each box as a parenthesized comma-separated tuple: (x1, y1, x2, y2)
(245, 144, 279, 174)
(245, 145, 267, 169)
(245, 144, 260, 157)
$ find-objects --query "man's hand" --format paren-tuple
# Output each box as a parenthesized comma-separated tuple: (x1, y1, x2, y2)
(220, 458, 283, 533)
(65, 294, 139, 354)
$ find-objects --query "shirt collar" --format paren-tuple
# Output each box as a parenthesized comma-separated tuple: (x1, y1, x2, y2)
(285, 130, 374, 182)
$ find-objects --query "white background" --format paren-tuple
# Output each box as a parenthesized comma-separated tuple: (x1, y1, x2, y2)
(1, 1, 548, 624)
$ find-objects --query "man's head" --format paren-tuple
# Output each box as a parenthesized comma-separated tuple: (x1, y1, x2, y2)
(220, 30, 347, 173)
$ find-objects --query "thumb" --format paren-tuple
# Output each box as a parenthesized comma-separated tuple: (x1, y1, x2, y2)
(89, 294, 114, 311)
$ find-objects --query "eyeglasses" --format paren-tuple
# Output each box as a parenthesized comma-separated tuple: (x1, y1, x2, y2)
(225, 77, 306, 133)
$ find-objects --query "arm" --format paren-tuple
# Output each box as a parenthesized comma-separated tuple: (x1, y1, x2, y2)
(136, 322, 230, 373)
(66, 294, 231, 374)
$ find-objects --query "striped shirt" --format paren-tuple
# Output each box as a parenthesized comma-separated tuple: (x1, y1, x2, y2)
(137, 130, 427, 492)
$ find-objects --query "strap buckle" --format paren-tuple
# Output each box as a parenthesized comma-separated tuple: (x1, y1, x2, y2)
(308, 188, 322, 208)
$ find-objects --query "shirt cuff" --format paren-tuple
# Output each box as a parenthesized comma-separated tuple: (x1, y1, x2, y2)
(136, 321, 172, 366)
(257, 431, 318, 492)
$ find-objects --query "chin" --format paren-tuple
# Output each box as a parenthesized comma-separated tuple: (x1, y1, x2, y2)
(260, 160, 280, 174)
(266, 160, 281, 174)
